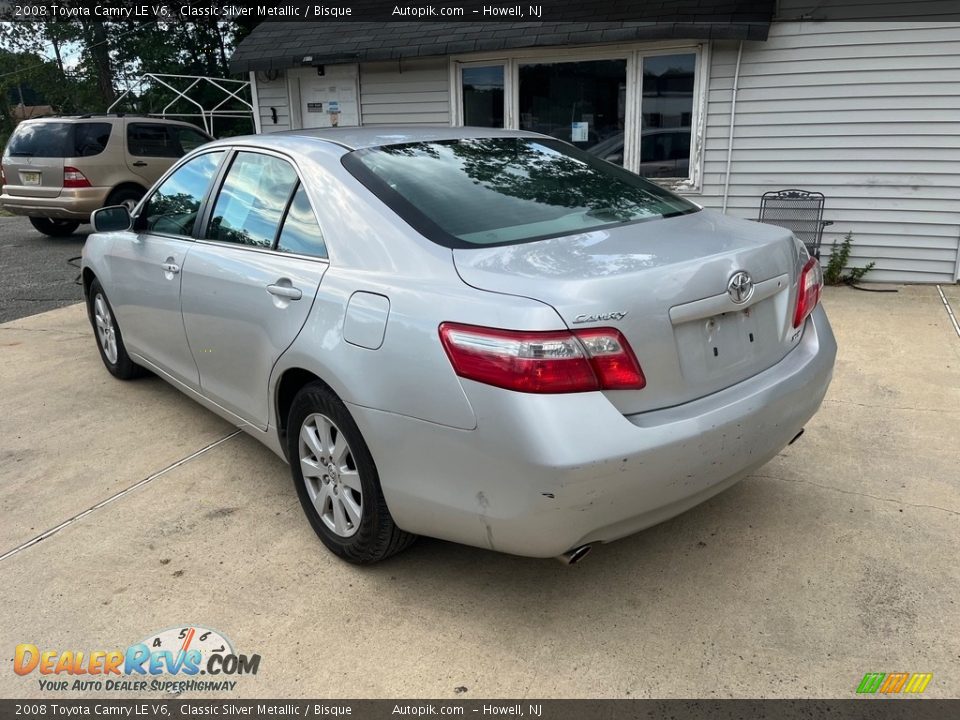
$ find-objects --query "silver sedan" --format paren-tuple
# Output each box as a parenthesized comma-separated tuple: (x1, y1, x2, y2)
(81, 127, 836, 564)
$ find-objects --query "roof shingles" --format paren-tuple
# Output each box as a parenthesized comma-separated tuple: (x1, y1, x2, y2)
(230, 10, 773, 73)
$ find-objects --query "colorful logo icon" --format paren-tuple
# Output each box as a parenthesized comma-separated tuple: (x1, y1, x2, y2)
(856, 672, 932, 694)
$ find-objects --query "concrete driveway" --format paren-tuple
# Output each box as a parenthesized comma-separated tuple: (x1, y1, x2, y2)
(0, 285, 958, 699)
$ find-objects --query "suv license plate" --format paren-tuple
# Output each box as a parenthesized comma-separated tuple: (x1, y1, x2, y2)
(21, 171, 40, 185)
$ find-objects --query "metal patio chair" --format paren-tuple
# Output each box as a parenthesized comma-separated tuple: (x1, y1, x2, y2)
(758, 189, 834, 259)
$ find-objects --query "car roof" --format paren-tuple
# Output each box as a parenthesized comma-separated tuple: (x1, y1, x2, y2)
(261, 125, 548, 151)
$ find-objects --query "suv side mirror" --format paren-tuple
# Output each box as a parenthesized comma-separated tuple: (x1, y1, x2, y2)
(91, 205, 131, 232)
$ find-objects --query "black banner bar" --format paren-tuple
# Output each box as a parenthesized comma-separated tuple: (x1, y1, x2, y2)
(2, 0, 959, 23)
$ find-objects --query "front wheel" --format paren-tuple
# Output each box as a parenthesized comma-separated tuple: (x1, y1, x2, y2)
(29, 217, 80, 236)
(87, 278, 146, 380)
(288, 382, 416, 564)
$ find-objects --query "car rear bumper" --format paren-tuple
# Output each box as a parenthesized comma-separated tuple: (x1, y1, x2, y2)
(350, 304, 837, 558)
(0, 187, 110, 220)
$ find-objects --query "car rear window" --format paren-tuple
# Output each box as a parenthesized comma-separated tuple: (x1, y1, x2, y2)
(341, 137, 699, 248)
(5, 121, 112, 158)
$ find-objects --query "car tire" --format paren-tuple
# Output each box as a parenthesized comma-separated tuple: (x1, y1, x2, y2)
(29, 217, 80, 236)
(288, 381, 416, 564)
(87, 278, 146, 380)
(105, 186, 145, 214)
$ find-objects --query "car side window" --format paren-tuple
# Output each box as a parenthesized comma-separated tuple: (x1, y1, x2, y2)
(206, 152, 298, 248)
(142, 151, 224, 236)
(172, 127, 211, 154)
(127, 123, 178, 157)
(276, 184, 327, 259)
(73, 122, 112, 157)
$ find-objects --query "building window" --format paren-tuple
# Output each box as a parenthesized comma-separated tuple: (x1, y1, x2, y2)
(453, 45, 705, 190)
(461, 65, 504, 128)
(518, 60, 627, 164)
(640, 53, 695, 179)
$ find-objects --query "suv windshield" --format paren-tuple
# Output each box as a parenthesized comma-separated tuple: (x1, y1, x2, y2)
(342, 137, 699, 247)
(6, 121, 112, 158)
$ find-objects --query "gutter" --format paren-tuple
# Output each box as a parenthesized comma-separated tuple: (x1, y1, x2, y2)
(721, 40, 743, 214)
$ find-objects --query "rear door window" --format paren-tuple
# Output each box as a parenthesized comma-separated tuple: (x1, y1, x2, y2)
(143, 151, 225, 236)
(127, 123, 177, 157)
(6, 123, 72, 157)
(205, 152, 298, 248)
(170, 126, 211, 154)
(276, 184, 327, 258)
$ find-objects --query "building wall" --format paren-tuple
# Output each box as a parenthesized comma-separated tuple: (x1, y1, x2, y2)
(699, 22, 960, 283)
(359, 58, 452, 125)
(252, 71, 291, 134)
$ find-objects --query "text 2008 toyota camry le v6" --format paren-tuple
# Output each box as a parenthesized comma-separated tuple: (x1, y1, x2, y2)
(81, 127, 836, 564)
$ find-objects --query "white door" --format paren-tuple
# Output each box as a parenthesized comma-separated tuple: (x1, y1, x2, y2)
(298, 65, 360, 129)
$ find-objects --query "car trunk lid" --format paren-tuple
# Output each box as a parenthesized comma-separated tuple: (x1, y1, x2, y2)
(453, 209, 807, 415)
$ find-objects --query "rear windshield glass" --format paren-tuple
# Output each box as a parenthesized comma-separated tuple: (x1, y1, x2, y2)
(5, 121, 112, 158)
(342, 137, 699, 248)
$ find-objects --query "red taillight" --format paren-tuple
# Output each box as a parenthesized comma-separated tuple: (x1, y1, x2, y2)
(63, 166, 91, 188)
(793, 257, 823, 328)
(438, 323, 646, 394)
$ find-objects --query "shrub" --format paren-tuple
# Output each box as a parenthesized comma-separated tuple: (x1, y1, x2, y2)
(824, 231, 875, 286)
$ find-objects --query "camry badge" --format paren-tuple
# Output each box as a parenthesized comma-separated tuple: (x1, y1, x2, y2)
(727, 271, 754, 305)
(572, 311, 628, 324)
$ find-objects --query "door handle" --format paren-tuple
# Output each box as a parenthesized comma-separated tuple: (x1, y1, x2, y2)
(161, 262, 180, 274)
(266, 283, 302, 300)
(132, 161, 148, 167)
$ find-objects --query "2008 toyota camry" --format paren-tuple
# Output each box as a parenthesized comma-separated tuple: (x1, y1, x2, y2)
(81, 127, 836, 564)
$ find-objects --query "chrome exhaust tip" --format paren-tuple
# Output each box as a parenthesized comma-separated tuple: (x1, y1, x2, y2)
(556, 544, 592, 566)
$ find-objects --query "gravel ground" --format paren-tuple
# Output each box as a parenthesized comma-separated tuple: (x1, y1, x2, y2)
(0, 216, 88, 322)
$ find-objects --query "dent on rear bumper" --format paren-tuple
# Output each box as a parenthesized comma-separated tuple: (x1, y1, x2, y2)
(350, 305, 837, 558)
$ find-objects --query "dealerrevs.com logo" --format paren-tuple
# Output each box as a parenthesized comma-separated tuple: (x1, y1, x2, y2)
(14, 626, 260, 693)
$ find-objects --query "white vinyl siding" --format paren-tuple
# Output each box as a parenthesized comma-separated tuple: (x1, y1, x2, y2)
(699, 22, 960, 283)
(359, 58, 451, 125)
(253, 71, 291, 134)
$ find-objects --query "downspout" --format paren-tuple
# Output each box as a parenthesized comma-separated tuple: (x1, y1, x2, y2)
(721, 40, 743, 214)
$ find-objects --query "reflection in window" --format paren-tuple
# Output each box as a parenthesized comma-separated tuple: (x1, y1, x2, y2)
(206, 152, 298, 248)
(519, 60, 626, 164)
(641, 54, 695, 178)
(462, 66, 504, 128)
(348, 138, 698, 247)
(276, 184, 327, 258)
(144, 151, 224, 235)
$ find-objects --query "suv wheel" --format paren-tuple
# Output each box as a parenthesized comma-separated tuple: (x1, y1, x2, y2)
(29, 217, 80, 236)
(106, 186, 145, 213)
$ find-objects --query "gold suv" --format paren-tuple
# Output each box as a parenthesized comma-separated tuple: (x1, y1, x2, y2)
(0, 115, 212, 236)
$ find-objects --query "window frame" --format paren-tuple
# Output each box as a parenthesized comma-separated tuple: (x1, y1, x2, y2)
(194, 147, 330, 264)
(134, 149, 229, 240)
(449, 41, 709, 193)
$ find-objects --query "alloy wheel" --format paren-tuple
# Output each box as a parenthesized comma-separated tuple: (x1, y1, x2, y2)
(93, 293, 118, 364)
(299, 413, 363, 537)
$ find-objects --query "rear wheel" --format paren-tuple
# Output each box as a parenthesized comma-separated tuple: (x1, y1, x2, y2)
(105, 186, 145, 214)
(29, 217, 80, 236)
(87, 278, 146, 380)
(288, 382, 416, 564)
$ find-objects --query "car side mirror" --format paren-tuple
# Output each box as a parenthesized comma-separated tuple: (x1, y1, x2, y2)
(91, 205, 131, 232)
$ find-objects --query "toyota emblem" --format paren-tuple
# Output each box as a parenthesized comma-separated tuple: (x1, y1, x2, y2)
(727, 271, 754, 305)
